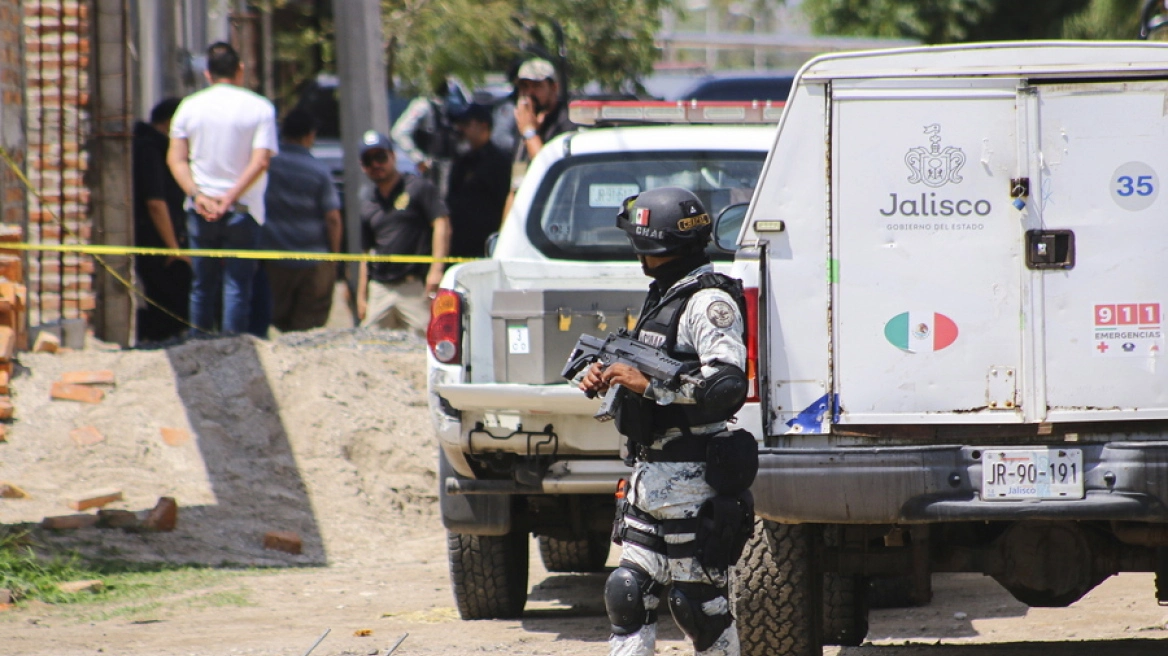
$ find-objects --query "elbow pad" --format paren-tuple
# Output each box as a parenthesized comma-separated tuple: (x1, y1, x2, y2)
(696, 363, 748, 416)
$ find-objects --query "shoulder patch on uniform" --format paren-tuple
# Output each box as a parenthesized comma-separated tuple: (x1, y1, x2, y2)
(706, 300, 735, 328)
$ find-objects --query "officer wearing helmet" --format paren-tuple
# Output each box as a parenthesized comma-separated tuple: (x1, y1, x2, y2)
(577, 187, 757, 656)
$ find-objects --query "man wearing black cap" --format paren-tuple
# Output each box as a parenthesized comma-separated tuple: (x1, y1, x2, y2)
(355, 130, 451, 335)
(447, 103, 511, 258)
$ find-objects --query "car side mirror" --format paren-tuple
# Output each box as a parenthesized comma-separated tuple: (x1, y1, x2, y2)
(713, 202, 750, 253)
(484, 232, 500, 258)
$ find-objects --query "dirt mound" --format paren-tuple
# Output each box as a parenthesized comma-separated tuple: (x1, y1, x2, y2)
(0, 328, 437, 567)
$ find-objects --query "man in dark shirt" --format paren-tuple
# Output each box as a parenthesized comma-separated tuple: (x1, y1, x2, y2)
(133, 97, 191, 343)
(355, 130, 452, 335)
(260, 108, 342, 332)
(447, 103, 511, 258)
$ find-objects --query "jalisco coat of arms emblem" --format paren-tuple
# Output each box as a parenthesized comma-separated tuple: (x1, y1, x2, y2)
(905, 124, 966, 188)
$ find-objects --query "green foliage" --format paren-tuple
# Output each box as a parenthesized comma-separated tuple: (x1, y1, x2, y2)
(522, 0, 672, 92)
(0, 527, 256, 615)
(381, 0, 675, 94)
(800, 0, 1142, 44)
(382, 0, 517, 94)
(0, 529, 99, 605)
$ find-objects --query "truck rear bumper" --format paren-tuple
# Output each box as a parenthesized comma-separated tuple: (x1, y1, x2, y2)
(753, 441, 1168, 524)
(438, 383, 599, 414)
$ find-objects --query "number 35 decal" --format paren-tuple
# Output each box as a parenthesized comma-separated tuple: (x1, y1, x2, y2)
(1116, 175, 1155, 197)
(1111, 162, 1160, 211)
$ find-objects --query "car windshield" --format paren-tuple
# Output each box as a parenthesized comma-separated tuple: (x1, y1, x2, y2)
(526, 151, 765, 261)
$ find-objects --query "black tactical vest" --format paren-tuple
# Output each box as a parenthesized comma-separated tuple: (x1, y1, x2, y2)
(615, 272, 747, 443)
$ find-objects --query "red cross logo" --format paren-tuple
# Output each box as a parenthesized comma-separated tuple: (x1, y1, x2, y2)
(1096, 341, 1109, 353)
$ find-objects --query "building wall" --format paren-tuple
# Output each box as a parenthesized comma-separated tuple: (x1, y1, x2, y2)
(0, 0, 26, 273)
(24, 0, 94, 326)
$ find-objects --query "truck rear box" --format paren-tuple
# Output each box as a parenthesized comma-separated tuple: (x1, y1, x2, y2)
(491, 289, 643, 384)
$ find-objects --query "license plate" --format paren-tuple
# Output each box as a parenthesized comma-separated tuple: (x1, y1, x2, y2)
(981, 448, 1084, 500)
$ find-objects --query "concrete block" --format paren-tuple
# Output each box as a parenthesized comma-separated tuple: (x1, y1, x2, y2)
(69, 425, 103, 446)
(50, 381, 103, 403)
(41, 514, 98, 530)
(262, 530, 302, 554)
(160, 427, 190, 447)
(66, 488, 121, 511)
(96, 509, 138, 529)
(142, 496, 177, 532)
(56, 580, 103, 594)
(32, 330, 59, 353)
(59, 369, 114, 385)
(0, 326, 14, 360)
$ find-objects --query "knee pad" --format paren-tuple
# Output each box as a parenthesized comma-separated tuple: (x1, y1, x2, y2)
(605, 563, 661, 635)
(668, 582, 733, 652)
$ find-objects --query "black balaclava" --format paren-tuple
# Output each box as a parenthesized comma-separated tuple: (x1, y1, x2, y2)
(641, 250, 709, 292)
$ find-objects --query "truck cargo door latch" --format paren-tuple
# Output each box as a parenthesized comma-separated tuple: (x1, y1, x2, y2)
(1025, 229, 1075, 270)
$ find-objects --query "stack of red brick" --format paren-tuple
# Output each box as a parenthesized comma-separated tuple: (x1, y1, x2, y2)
(0, 224, 27, 439)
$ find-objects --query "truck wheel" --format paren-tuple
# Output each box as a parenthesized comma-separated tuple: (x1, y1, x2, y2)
(821, 526, 869, 646)
(447, 529, 530, 619)
(537, 532, 611, 573)
(731, 519, 822, 656)
(868, 574, 932, 609)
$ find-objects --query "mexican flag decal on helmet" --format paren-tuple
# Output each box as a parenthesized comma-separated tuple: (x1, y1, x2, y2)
(635, 207, 651, 226)
(884, 311, 959, 353)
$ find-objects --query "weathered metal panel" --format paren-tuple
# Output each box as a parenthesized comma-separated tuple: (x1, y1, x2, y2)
(1037, 81, 1168, 420)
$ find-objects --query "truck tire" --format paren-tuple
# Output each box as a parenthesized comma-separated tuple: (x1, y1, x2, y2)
(447, 529, 530, 619)
(821, 526, 869, 646)
(868, 574, 932, 609)
(537, 532, 611, 573)
(731, 519, 822, 656)
(822, 573, 868, 646)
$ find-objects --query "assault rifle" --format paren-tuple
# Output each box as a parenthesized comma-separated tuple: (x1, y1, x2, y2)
(561, 332, 698, 422)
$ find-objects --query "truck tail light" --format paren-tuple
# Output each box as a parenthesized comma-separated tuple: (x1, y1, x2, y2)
(427, 289, 464, 364)
(744, 287, 760, 403)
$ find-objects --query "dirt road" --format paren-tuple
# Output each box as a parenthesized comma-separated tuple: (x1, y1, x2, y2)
(1, 332, 1167, 655)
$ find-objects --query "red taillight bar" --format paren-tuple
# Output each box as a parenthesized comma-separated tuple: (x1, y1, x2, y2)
(743, 287, 760, 403)
(569, 100, 784, 126)
(427, 289, 463, 364)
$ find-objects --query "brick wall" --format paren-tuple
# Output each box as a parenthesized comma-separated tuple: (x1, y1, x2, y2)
(0, 0, 24, 276)
(23, 0, 94, 326)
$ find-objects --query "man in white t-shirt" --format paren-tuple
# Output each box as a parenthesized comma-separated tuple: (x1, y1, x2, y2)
(167, 41, 279, 336)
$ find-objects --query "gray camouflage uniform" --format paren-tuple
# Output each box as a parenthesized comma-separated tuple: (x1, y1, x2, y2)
(610, 263, 747, 656)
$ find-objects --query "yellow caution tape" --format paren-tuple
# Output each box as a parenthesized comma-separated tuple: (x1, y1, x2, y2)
(4, 242, 479, 264)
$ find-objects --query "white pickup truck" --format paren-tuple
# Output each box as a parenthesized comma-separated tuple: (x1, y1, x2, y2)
(425, 103, 777, 619)
(722, 41, 1168, 656)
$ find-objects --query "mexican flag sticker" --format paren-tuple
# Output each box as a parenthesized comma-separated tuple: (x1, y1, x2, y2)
(884, 311, 959, 353)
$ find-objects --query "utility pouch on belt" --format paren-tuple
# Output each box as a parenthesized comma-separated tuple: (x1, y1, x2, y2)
(704, 429, 759, 495)
(693, 490, 755, 570)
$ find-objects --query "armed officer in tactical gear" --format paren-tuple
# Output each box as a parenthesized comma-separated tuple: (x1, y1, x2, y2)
(578, 187, 756, 656)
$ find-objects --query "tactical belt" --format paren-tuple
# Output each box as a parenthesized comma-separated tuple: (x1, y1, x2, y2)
(638, 435, 709, 463)
(660, 517, 701, 558)
(617, 503, 668, 554)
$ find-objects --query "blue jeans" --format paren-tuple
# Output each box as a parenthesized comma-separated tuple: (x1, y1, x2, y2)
(187, 209, 261, 335)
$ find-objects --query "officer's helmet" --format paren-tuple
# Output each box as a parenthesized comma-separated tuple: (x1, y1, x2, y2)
(616, 187, 712, 256)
